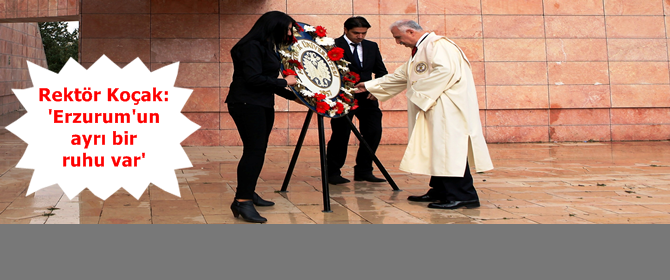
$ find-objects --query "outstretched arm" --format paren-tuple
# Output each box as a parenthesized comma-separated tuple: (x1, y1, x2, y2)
(363, 61, 409, 102)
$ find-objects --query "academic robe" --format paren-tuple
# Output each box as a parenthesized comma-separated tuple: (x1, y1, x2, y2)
(365, 32, 494, 176)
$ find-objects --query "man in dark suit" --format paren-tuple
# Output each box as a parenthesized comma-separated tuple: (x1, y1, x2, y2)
(327, 16, 388, 184)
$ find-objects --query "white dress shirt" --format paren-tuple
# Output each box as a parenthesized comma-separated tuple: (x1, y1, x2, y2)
(343, 35, 363, 66)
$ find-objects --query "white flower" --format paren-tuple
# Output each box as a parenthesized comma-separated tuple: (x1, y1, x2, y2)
(340, 87, 355, 95)
(325, 99, 336, 107)
(315, 37, 335, 46)
(278, 50, 292, 58)
(339, 59, 350, 65)
(337, 65, 349, 72)
(304, 25, 316, 32)
(301, 89, 314, 97)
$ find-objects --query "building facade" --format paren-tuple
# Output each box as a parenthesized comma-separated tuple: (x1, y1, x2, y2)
(2, 0, 670, 145)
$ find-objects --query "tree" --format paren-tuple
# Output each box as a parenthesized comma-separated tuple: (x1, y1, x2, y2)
(38, 21, 79, 73)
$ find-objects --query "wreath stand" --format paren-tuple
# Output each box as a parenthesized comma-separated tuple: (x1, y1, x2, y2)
(279, 110, 401, 212)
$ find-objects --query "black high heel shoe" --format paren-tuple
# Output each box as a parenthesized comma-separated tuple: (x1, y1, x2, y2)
(230, 200, 267, 223)
(252, 193, 275, 206)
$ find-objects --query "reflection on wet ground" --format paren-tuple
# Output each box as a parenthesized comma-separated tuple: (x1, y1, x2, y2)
(2, 111, 670, 224)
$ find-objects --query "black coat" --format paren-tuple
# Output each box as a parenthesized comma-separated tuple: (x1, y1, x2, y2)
(226, 40, 296, 108)
(334, 36, 388, 99)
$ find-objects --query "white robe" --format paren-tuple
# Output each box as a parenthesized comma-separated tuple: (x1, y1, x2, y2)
(365, 32, 493, 176)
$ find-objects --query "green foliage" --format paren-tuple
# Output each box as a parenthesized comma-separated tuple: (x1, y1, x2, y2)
(38, 21, 78, 73)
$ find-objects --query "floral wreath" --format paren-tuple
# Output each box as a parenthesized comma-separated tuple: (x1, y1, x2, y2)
(278, 23, 360, 117)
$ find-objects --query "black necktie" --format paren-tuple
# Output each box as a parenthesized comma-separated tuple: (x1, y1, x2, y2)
(350, 43, 362, 68)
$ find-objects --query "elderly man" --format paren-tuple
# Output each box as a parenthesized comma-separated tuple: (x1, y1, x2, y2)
(355, 20, 493, 209)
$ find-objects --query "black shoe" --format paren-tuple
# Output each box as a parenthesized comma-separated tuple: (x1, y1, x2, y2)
(407, 191, 440, 202)
(353, 174, 387, 182)
(428, 200, 480, 209)
(231, 200, 267, 223)
(252, 192, 275, 207)
(328, 175, 351, 185)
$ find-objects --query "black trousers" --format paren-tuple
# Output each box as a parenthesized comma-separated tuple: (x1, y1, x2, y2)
(326, 96, 382, 177)
(227, 103, 274, 200)
(428, 161, 479, 202)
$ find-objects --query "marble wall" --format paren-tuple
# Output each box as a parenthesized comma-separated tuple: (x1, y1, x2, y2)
(0, 22, 47, 115)
(3, 0, 670, 143)
(0, 0, 79, 21)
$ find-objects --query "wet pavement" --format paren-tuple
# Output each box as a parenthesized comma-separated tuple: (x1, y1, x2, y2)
(2, 110, 670, 224)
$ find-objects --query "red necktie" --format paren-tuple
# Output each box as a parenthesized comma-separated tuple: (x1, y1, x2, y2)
(411, 47, 417, 57)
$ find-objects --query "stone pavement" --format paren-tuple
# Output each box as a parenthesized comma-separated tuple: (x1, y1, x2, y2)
(2, 111, 670, 224)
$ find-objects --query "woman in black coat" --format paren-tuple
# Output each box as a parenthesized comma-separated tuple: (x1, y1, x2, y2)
(226, 11, 299, 223)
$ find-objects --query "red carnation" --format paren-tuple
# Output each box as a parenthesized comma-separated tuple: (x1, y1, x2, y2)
(316, 101, 330, 114)
(296, 24, 304, 32)
(288, 59, 303, 70)
(314, 93, 326, 101)
(338, 93, 352, 103)
(315, 26, 327, 37)
(351, 99, 359, 110)
(282, 69, 297, 76)
(327, 47, 345, 61)
(291, 36, 298, 44)
(343, 71, 360, 83)
(335, 102, 345, 114)
(348, 72, 360, 83)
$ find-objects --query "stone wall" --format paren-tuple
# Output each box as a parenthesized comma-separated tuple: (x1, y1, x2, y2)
(4, 0, 670, 143)
(0, 22, 47, 115)
(0, 0, 79, 22)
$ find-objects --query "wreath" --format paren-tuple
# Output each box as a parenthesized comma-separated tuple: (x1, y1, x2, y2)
(278, 23, 359, 118)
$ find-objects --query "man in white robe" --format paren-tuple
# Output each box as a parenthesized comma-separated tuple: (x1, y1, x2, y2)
(355, 20, 494, 209)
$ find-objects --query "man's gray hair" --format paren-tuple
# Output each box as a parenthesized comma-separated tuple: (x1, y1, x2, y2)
(389, 20, 423, 32)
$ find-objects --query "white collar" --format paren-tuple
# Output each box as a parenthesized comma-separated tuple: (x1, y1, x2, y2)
(343, 35, 358, 46)
(415, 32, 430, 48)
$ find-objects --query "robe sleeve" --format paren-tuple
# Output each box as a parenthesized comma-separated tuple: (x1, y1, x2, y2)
(408, 40, 463, 112)
(364, 61, 409, 102)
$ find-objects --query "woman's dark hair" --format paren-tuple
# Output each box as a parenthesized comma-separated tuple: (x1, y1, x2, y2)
(344, 16, 371, 30)
(232, 11, 297, 52)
